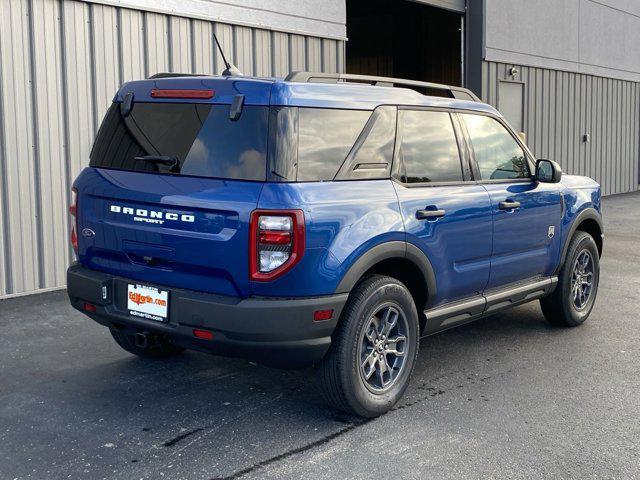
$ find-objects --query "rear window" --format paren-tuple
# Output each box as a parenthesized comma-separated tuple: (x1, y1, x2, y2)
(90, 102, 269, 181)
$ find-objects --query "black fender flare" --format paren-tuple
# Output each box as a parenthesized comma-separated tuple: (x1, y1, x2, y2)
(556, 207, 604, 274)
(334, 241, 436, 305)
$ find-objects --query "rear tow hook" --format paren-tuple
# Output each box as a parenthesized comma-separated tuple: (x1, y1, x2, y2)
(135, 332, 150, 349)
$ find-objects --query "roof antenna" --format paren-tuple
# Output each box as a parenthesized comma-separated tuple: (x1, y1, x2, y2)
(213, 34, 243, 77)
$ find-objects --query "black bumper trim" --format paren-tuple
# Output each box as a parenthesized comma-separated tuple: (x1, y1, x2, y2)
(67, 264, 348, 365)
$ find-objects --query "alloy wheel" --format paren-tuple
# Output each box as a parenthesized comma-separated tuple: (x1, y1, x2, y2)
(358, 303, 409, 392)
(571, 249, 594, 311)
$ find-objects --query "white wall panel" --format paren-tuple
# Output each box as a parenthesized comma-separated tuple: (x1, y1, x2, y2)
(213, 22, 234, 75)
(253, 30, 272, 77)
(169, 16, 192, 73)
(0, 0, 39, 295)
(0, 0, 345, 298)
(91, 4, 120, 118)
(270, 32, 288, 77)
(306, 37, 322, 71)
(31, 0, 68, 288)
(145, 12, 169, 77)
(234, 26, 254, 75)
(192, 19, 214, 74)
(120, 9, 145, 80)
(290, 35, 306, 71)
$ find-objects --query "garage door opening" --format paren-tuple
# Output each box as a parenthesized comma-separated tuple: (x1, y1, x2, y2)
(346, 0, 463, 89)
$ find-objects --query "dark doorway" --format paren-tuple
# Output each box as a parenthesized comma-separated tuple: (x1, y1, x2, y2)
(346, 0, 463, 87)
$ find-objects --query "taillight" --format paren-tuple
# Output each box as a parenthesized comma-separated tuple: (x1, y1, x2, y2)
(69, 187, 78, 255)
(250, 210, 305, 281)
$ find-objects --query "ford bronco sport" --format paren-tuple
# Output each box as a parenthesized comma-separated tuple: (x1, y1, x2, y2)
(67, 71, 603, 417)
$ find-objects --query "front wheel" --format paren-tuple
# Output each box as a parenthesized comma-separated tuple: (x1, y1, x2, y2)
(318, 275, 420, 417)
(540, 231, 600, 327)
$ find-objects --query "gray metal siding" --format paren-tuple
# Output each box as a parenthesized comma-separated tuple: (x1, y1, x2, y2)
(0, 0, 345, 299)
(482, 61, 640, 197)
(485, 0, 640, 83)
(82, 0, 347, 40)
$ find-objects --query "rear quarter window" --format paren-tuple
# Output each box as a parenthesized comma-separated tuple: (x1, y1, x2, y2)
(296, 108, 371, 181)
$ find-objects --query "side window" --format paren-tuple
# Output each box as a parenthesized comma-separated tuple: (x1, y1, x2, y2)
(461, 114, 530, 180)
(398, 110, 463, 183)
(335, 106, 396, 180)
(297, 108, 371, 181)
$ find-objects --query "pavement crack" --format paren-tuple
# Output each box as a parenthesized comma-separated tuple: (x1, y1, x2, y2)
(208, 378, 456, 480)
(210, 420, 371, 480)
(162, 427, 206, 447)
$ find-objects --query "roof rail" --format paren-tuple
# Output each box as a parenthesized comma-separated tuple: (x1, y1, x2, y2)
(147, 73, 209, 79)
(284, 71, 481, 102)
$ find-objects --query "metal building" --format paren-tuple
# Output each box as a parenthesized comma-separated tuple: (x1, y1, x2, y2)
(1, 0, 639, 299)
(478, 0, 640, 198)
(0, 0, 345, 298)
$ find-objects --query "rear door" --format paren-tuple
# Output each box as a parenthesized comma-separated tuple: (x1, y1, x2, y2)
(459, 113, 562, 289)
(76, 98, 270, 298)
(393, 108, 493, 308)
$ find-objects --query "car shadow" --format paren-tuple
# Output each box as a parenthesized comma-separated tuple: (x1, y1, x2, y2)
(80, 301, 555, 425)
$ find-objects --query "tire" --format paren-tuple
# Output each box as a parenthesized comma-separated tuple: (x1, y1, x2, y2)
(540, 231, 600, 327)
(110, 328, 185, 359)
(318, 275, 420, 417)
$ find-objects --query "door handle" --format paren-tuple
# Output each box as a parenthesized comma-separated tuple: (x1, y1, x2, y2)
(499, 200, 521, 211)
(416, 208, 446, 220)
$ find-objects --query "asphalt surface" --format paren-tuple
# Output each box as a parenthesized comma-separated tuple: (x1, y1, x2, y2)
(1, 192, 639, 480)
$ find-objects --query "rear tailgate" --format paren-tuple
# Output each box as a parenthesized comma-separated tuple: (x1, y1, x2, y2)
(76, 168, 261, 297)
(74, 76, 273, 298)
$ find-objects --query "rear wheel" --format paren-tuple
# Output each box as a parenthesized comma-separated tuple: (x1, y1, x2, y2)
(110, 328, 185, 359)
(540, 231, 600, 327)
(318, 275, 420, 417)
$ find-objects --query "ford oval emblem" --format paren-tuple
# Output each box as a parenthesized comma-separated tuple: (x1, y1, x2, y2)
(82, 228, 95, 238)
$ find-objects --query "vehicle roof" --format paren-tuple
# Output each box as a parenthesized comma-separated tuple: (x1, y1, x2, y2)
(115, 75, 500, 116)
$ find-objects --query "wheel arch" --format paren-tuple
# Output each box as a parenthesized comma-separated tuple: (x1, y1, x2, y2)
(558, 208, 603, 274)
(334, 242, 436, 315)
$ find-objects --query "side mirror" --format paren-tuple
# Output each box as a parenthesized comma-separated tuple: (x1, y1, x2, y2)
(535, 159, 562, 183)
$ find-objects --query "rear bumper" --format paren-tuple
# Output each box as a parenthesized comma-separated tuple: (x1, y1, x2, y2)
(67, 264, 347, 366)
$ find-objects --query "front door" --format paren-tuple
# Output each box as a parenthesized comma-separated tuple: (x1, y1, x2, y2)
(394, 109, 493, 308)
(460, 113, 563, 289)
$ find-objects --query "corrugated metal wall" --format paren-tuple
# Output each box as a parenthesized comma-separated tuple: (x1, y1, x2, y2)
(0, 0, 345, 299)
(482, 61, 640, 197)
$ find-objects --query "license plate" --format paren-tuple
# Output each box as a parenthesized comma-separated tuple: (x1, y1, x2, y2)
(127, 284, 169, 322)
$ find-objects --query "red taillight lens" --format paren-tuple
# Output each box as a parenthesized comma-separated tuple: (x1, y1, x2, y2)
(193, 329, 214, 340)
(70, 188, 78, 254)
(150, 89, 214, 99)
(250, 210, 305, 281)
(83, 302, 96, 312)
(314, 309, 334, 321)
(258, 231, 291, 245)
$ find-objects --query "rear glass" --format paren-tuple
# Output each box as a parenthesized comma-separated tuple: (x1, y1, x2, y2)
(90, 102, 269, 181)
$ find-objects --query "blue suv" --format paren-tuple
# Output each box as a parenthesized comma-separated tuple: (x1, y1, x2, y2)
(67, 72, 603, 417)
